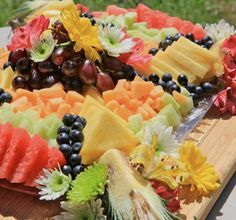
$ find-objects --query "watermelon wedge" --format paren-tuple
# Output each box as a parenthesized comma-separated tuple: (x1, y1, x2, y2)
(11, 135, 49, 183)
(0, 127, 30, 180)
(25, 147, 65, 186)
(0, 123, 14, 164)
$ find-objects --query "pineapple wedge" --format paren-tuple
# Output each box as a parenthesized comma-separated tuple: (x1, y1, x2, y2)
(99, 149, 178, 220)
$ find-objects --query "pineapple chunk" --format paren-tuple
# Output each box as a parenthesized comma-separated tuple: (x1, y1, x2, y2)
(80, 96, 139, 164)
(0, 67, 17, 90)
(154, 50, 197, 81)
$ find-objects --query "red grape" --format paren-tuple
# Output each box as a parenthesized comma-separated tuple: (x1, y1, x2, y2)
(65, 78, 83, 93)
(42, 74, 59, 88)
(9, 49, 27, 64)
(52, 47, 71, 66)
(96, 72, 115, 93)
(102, 55, 123, 71)
(38, 61, 57, 74)
(16, 57, 31, 74)
(12, 76, 26, 89)
(78, 60, 97, 85)
(28, 68, 42, 89)
(62, 60, 79, 78)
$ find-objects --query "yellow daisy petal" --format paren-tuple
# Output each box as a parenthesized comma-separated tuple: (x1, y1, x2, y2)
(179, 141, 220, 196)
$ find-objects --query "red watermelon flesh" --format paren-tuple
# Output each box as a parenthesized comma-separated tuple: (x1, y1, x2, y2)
(0, 127, 30, 180)
(11, 135, 49, 183)
(165, 17, 182, 30)
(25, 147, 65, 187)
(107, 5, 129, 16)
(0, 123, 14, 164)
(191, 24, 206, 40)
(179, 20, 195, 35)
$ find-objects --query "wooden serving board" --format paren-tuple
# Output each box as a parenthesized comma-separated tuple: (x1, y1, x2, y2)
(0, 108, 235, 220)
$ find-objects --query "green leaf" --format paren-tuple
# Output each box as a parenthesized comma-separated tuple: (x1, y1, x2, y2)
(67, 163, 108, 205)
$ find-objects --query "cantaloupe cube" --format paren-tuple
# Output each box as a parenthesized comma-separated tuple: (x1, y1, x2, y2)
(105, 100, 120, 111)
(57, 103, 72, 118)
(41, 105, 51, 118)
(130, 81, 154, 100)
(65, 91, 84, 105)
(142, 103, 156, 118)
(38, 87, 66, 100)
(115, 79, 131, 90)
(113, 105, 132, 121)
(150, 86, 164, 99)
(15, 89, 38, 105)
(133, 76, 144, 81)
(152, 97, 165, 112)
(83, 86, 104, 105)
(47, 98, 64, 113)
(103, 88, 129, 104)
(72, 102, 83, 115)
(137, 106, 149, 120)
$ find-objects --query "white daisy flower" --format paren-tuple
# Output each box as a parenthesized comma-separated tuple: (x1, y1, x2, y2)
(205, 19, 235, 42)
(54, 199, 106, 220)
(99, 23, 136, 57)
(35, 166, 72, 201)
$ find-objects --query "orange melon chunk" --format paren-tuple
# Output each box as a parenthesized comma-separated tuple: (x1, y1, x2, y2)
(72, 102, 83, 115)
(150, 86, 165, 98)
(37, 87, 66, 100)
(57, 103, 72, 118)
(103, 88, 129, 104)
(172, 90, 187, 104)
(105, 100, 120, 111)
(65, 91, 84, 105)
(131, 81, 154, 99)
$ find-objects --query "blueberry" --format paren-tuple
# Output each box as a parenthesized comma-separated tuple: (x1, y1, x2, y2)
(62, 165, 72, 175)
(194, 40, 201, 45)
(148, 48, 159, 56)
(72, 142, 83, 153)
(177, 74, 188, 86)
(166, 80, 176, 89)
(195, 86, 203, 95)
(201, 36, 212, 44)
(142, 76, 148, 81)
(0, 92, 12, 103)
(169, 84, 181, 94)
(90, 19, 96, 26)
(72, 165, 84, 176)
(202, 82, 213, 93)
(158, 80, 166, 90)
(185, 33, 194, 41)
(72, 114, 79, 122)
(57, 132, 70, 145)
(159, 42, 164, 49)
(149, 73, 159, 84)
(163, 39, 173, 50)
(70, 130, 84, 143)
(3, 61, 15, 70)
(187, 83, 196, 93)
(190, 93, 199, 101)
(123, 65, 134, 74)
(173, 33, 182, 41)
(57, 125, 70, 134)
(69, 154, 82, 167)
(76, 117, 87, 128)
(62, 113, 75, 127)
(0, 88, 4, 96)
(59, 144, 73, 158)
(71, 121, 83, 131)
(201, 45, 207, 49)
(162, 73, 172, 82)
(205, 40, 214, 49)
(165, 35, 173, 41)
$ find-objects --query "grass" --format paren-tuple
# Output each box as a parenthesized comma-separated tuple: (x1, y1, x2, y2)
(0, 0, 235, 27)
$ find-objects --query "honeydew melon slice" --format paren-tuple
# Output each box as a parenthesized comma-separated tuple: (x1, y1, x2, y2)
(160, 93, 180, 113)
(158, 104, 181, 127)
(128, 113, 143, 134)
(180, 87, 190, 97)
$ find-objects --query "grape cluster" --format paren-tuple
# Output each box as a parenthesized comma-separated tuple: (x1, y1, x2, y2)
(149, 33, 214, 55)
(57, 113, 87, 178)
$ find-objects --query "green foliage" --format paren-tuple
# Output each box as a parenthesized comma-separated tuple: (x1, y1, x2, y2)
(0, 0, 235, 27)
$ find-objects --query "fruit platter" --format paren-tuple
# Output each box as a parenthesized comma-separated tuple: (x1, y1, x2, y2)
(0, 0, 236, 219)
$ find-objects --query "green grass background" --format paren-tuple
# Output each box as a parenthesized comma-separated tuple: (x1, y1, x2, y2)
(0, 0, 235, 27)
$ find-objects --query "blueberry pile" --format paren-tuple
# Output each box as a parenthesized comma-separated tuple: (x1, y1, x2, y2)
(57, 113, 87, 178)
(148, 33, 214, 55)
(0, 88, 12, 105)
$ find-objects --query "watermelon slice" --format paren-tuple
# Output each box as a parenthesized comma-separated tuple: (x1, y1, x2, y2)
(11, 135, 49, 183)
(0, 127, 30, 180)
(107, 5, 129, 16)
(25, 147, 65, 186)
(0, 123, 14, 164)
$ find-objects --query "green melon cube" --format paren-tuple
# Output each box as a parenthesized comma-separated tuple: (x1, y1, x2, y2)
(158, 104, 181, 127)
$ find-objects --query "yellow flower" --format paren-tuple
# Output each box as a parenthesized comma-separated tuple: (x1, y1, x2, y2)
(179, 141, 220, 196)
(61, 5, 103, 61)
